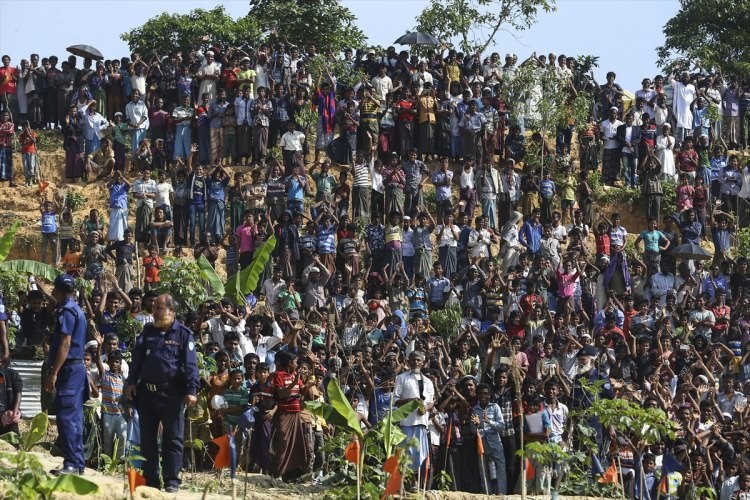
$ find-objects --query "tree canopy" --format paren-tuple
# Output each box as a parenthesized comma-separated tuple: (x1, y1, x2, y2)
(415, 0, 555, 55)
(247, 0, 367, 53)
(657, 0, 750, 77)
(121, 6, 260, 56)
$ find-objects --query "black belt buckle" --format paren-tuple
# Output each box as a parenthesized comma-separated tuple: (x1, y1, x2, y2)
(146, 383, 158, 392)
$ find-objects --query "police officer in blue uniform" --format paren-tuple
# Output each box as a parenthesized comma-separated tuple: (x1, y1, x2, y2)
(124, 293, 199, 493)
(45, 274, 88, 475)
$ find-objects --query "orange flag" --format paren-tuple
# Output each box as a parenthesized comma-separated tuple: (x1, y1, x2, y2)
(383, 469, 402, 497)
(476, 433, 485, 455)
(598, 463, 619, 485)
(525, 457, 535, 481)
(37, 180, 49, 195)
(345, 437, 361, 464)
(127, 468, 146, 494)
(211, 433, 231, 470)
(383, 449, 402, 474)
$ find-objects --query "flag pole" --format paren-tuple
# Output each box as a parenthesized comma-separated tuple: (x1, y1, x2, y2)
(511, 345, 526, 498)
(356, 446, 362, 500)
(617, 455, 626, 499)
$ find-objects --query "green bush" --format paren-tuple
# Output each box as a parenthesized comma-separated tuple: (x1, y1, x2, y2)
(155, 258, 209, 314)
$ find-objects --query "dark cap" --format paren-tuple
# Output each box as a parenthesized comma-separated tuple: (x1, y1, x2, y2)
(54, 274, 76, 292)
(577, 345, 598, 358)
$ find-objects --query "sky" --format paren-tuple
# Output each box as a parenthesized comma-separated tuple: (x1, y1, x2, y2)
(0, 0, 681, 90)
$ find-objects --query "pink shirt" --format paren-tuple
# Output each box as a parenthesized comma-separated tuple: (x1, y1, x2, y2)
(556, 269, 580, 298)
(235, 223, 257, 253)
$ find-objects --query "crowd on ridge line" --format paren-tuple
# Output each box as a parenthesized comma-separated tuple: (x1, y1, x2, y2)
(1, 39, 750, 499)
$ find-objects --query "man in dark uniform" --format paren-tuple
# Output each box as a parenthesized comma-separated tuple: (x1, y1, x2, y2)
(124, 294, 199, 493)
(45, 274, 88, 475)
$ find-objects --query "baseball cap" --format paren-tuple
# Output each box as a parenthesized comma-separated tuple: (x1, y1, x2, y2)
(54, 274, 76, 292)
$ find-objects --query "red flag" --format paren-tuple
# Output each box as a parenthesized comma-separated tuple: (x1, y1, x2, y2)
(383, 449, 402, 474)
(383, 469, 402, 496)
(445, 419, 453, 449)
(382, 449, 403, 497)
(598, 463, 619, 485)
(476, 433, 485, 455)
(345, 437, 361, 464)
(525, 458, 535, 481)
(211, 433, 231, 470)
(127, 468, 145, 494)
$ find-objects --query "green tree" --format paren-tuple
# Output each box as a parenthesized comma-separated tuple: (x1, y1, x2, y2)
(247, 0, 367, 53)
(121, 6, 260, 56)
(657, 0, 750, 76)
(415, 0, 555, 55)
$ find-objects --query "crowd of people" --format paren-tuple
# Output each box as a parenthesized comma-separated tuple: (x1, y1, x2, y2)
(0, 36, 750, 499)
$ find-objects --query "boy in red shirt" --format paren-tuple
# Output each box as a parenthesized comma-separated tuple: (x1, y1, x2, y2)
(142, 244, 163, 289)
(19, 121, 38, 185)
(593, 219, 611, 268)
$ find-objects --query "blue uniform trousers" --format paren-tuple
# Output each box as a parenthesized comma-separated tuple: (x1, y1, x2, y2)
(137, 385, 185, 490)
(55, 360, 87, 470)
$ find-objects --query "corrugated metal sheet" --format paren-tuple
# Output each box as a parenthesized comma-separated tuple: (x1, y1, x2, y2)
(11, 360, 43, 418)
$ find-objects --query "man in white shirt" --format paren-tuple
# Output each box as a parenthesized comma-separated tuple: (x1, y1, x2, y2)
(279, 120, 305, 175)
(131, 167, 157, 247)
(260, 266, 286, 313)
(371, 64, 396, 103)
(599, 106, 623, 186)
(393, 351, 435, 475)
(124, 89, 149, 162)
(412, 61, 434, 96)
(671, 71, 696, 146)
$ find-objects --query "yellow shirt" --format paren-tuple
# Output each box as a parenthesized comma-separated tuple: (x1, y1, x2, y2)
(237, 69, 256, 96)
(418, 96, 437, 124)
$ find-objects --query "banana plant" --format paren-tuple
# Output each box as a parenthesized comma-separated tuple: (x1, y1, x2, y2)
(225, 234, 277, 303)
(304, 379, 421, 458)
(196, 254, 225, 297)
(0, 221, 61, 280)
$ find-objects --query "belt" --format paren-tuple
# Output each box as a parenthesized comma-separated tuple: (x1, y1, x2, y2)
(64, 358, 82, 364)
(141, 381, 176, 392)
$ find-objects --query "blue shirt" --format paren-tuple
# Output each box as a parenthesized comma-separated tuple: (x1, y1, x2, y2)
(207, 176, 229, 202)
(41, 211, 57, 234)
(540, 179, 556, 198)
(426, 276, 450, 304)
(49, 297, 87, 364)
(639, 229, 665, 253)
(712, 227, 731, 252)
(316, 225, 336, 254)
(109, 182, 129, 209)
(286, 176, 305, 201)
(126, 320, 200, 396)
(209, 100, 229, 129)
(519, 221, 543, 254)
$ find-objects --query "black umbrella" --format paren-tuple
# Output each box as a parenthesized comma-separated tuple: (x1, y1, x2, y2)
(67, 44, 104, 61)
(394, 32, 440, 46)
(671, 242, 713, 261)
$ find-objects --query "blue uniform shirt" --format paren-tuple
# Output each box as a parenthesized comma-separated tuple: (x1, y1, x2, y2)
(49, 298, 87, 364)
(127, 320, 200, 396)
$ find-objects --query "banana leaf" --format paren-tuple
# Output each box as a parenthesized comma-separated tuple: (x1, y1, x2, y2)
(197, 254, 225, 297)
(38, 474, 99, 496)
(0, 259, 62, 281)
(0, 221, 20, 263)
(381, 398, 420, 458)
(304, 378, 363, 440)
(225, 234, 276, 300)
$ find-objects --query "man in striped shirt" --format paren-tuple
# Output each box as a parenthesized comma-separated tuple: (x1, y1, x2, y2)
(95, 336, 127, 460)
(351, 151, 371, 221)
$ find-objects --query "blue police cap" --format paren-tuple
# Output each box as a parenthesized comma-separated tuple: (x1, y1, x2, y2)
(54, 274, 76, 292)
(576, 345, 598, 358)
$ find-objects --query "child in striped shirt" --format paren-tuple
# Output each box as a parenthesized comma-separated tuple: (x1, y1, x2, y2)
(96, 336, 127, 459)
